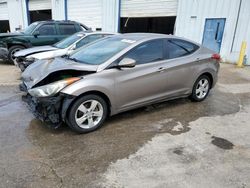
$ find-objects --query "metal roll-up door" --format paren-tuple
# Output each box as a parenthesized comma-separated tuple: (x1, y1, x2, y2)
(0, 1, 8, 20)
(67, 0, 102, 31)
(29, 0, 52, 11)
(0, 1, 10, 32)
(121, 0, 178, 17)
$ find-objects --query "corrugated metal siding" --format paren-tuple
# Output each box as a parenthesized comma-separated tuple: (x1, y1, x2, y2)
(0, 2, 8, 20)
(29, 0, 52, 11)
(51, 0, 65, 20)
(102, 0, 119, 32)
(121, 0, 178, 17)
(231, 0, 250, 59)
(68, 0, 102, 31)
(175, 0, 242, 62)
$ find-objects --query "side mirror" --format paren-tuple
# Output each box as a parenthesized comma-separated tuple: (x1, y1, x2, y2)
(33, 30, 40, 37)
(118, 58, 136, 68)
(71, 44, 77, 50)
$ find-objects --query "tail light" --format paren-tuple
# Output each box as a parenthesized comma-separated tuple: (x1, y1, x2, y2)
(211, 53, 221, 61)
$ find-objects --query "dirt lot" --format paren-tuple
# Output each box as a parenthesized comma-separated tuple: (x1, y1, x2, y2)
(0, 62, 250, 188)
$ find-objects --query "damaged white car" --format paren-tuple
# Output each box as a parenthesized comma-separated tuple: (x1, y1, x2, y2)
(14, 31, 114, 71)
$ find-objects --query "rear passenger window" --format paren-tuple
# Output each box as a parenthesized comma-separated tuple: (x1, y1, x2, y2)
(76, 34, 104, 48)
(59, 24, 77, 35)
(167, 39, 199, 59)
(38, 24, 56, 35)
(124, 39, 164, 65)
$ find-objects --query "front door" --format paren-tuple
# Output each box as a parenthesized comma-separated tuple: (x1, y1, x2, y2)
(30, 23, 59, 46)
(115, 39, 168, 111)
(202, 18, 226, 53)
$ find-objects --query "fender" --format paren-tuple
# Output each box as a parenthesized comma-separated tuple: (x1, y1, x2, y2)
(5, 37, 31, 48)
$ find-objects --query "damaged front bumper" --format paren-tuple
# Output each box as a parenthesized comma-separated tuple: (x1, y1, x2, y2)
(23, 93, 75, 129)
(15, 57, 34, 71)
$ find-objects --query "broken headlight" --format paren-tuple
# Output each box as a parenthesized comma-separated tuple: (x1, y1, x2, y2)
(25, 56, 36, 63)
(28, 77, 80, 97)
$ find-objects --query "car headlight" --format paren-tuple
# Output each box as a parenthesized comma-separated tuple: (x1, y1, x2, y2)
(28, 77, 80, 97)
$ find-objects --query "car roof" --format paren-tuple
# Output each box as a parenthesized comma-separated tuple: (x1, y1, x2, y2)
(111, 33, 200, 46)
(109, 33, 172, 43)
(85, 31, 118, 35)
(73, 31, 117, 37)
(35, 20, 80, 24)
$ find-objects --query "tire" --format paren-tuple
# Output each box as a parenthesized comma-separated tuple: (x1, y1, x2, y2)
(67, 94, 108, 133)
(8, 45, 25, 63)
(190, 75, 211, 102)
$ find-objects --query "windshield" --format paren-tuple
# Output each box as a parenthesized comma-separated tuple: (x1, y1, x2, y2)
(23, 22, 39, 34)
(54, 33, 84, 49)
(69, 37, 134, 65)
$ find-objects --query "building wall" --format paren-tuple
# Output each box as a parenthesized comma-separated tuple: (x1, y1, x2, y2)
(4, 0, 27, 31)
(102, 0, 119, 32)
(175, 0, 250, 64)
(51, 0, 65, 20)
(229, 0, 250, 64)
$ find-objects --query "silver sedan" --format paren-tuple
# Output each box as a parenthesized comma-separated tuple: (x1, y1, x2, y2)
(22, 33, 220, 133)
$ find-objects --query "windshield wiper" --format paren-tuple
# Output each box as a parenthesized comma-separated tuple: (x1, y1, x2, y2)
(67, 56, 79, 62)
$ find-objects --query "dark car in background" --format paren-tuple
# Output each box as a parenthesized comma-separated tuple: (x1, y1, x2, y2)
(0, 20, 90, 63)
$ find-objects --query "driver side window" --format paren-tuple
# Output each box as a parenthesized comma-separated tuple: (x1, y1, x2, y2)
(38, 24, 57, 35)
(123, 39, 164, 65)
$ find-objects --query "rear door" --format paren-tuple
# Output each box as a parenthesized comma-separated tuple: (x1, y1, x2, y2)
(75, 34, 108, 49)
(57, 23, 78, 41)
(162, 39, 200, 97)
(115, 39, 170, 111)
(30, 23, 58, 46)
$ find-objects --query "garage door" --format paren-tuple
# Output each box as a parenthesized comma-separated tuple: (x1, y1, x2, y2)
(0, 2, 8, 20)
(29, 0, 51, 11)
(68, 0, 102, 31)
(121, 0, 178, 17)
(0, 1, 10, 33)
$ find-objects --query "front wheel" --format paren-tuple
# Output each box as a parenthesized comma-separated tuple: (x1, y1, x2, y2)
(190, 75, 211, 102)
(8, 45, 25, 63)
(67, 94, 108, 133)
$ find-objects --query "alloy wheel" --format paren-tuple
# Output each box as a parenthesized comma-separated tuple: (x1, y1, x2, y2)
(74, 99, 104, 129)
(195, 78, 210, 99)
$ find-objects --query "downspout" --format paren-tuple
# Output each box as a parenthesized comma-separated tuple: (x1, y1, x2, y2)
(25, 0, 30, 25)
(230, 0, 242, 52)
(117, 0, 121, 32)
(64, 0, 68, 20)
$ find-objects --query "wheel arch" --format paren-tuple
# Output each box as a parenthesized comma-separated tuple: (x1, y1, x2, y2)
(7, 43, 27, 49)
(61, 90, 112, 122)
(198, 72, 214, 88)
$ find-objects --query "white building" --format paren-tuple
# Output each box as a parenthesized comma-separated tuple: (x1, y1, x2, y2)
(0, 0, 249, 64)
(175, 0, 250, 64)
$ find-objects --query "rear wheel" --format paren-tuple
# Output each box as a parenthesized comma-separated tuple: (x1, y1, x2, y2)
(67, 94, 108, 133)
(190, 75, 211, 102)
(8, 45, 25, 63)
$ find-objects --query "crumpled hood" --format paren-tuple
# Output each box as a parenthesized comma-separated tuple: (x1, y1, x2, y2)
(14, 45, 58, 57)
(28, 48, 68, 60)
(22, 57, 98, 89)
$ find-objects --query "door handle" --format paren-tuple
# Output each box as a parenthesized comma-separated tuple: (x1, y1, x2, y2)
(157, 67, 166, 73)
